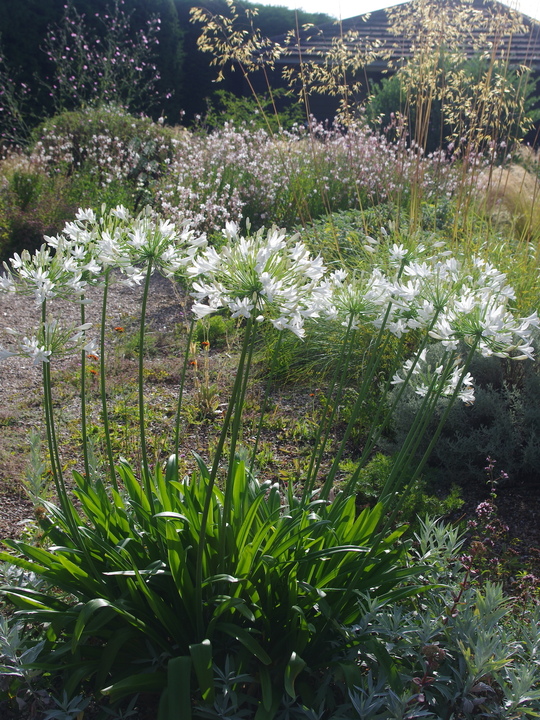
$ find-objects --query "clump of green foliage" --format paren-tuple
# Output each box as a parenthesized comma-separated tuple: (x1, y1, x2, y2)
(340, 452, 463, 524)
(388, 343, 540, 485)
(202, 88, 304, 133)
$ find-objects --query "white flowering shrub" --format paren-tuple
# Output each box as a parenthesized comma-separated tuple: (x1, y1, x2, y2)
(154, 119, 460, 235)
(1, 109, 465, 262)
(29, 106, 179, 193)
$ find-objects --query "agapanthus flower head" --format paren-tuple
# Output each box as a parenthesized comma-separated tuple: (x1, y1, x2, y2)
(321, 268, 393, 329)
(187, 223, 327, 337)
(432, 297, 537, 360)
(113, 206, 206, 278)
(391, 347, 475, 404)
(42, 206, 207, 286)
(1, 320, 94, 365)
(2, 243, 89, 304)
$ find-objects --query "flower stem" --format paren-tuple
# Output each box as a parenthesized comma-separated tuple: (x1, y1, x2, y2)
(319, 305, 395, 501)
(303, 317, 356, 501)
(99, 269, 117, 490)
(80, 300, 90, 482)
(174, 318, 195, 468)
(221, 318, 256, 535)
(40, 303, 79, 538)
(194, 315, 254, 638)
(249, 330, 283, 475)
(139, 260, 154, 511)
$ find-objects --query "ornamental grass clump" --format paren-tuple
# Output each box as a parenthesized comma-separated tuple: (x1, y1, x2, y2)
(0, 207, 538, 718)
(191, 0, 539, 240)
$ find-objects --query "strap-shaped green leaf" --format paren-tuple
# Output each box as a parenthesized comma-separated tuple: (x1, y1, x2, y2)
(192, 451, 211, 481)
(72, 597, 115, 650)
(259, 665, 274, 712)
(117, 461, 151, 513)
(207, 596, 256, 636)
(216, 622, 272, 665)
(189, 639, 215, 703)
(165, 656, 192, 720)
(102, 671, 166, 701)
(231, 460, 248, 520)
(154, 512, 189, 522)
(0, 586, 70, 611)
(284, 651, 306, 699)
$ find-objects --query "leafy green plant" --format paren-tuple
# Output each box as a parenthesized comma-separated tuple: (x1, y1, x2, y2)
(42, 692, 91, 720)
(194, 314, 237, 349)
(8, 170, 43, 211)
(0, 208, 537, 718)
(0, 164, 75, 262)
(0, 606, 48, 715)
(1, 456, 416, 718)
(332, 520, 540, 718)
(190, 519, 540, 718)
(203, 88, 304, 133)
(339, 452, 463, 526)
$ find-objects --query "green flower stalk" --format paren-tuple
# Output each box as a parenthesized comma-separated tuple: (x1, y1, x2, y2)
(174, 318, 195, 467)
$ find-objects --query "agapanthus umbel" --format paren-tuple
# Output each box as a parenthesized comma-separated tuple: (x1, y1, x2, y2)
(391, 348, 475, 404)
(186, 222, 327, 337)
(2, 321, 94, 365)
(1, 244, 88, 305)
(46, 205, 208, 286)
(319, 268, 393, 329)
(426, 256, 539, 359)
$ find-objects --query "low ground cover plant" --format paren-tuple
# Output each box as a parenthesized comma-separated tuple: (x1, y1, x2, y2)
(0, 204, 538, 718)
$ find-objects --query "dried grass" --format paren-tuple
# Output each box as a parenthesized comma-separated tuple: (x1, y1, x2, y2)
(477, 161, 540, 240)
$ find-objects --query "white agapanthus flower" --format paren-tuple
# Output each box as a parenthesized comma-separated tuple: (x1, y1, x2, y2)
(391, 348, 475, 404)
(0, 274, 16, 293)
(430, 297, 539, 359)
(116, 206, 206, 277)
(2, 321, 94, 365)
(0, 346, 16, 360)
(186, 223, 327, 338)
(320, 268, 394, 329)
(46, 205, 207, 288)
(19, 336, 53, 365)
(2, 245, 89, 305)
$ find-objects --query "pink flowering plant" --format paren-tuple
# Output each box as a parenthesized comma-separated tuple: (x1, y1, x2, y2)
(0, 206, 538, 717)
(43, 0, 163, 114)
(154, 118, 459, 235)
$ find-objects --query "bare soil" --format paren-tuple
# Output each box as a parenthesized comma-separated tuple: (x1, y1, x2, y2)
(0, 271, 329, 542)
